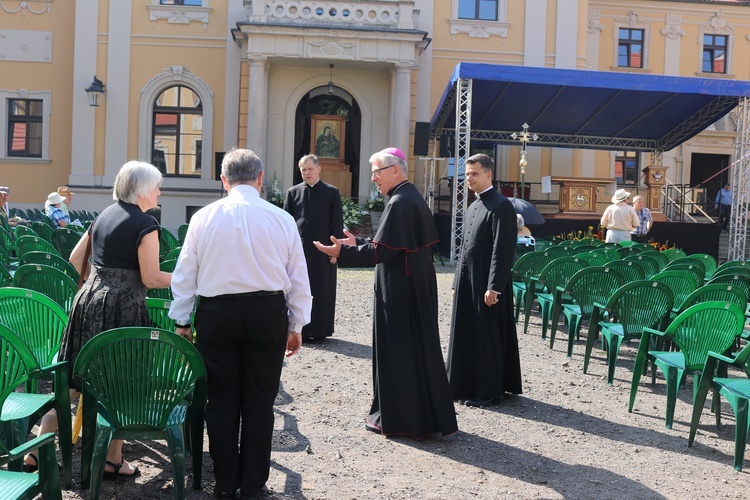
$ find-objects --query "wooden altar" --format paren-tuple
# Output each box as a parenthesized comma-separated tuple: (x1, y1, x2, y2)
(546, 176, 616, 219)
(311, 114, 351, 197)
(642, 166, 669, 222)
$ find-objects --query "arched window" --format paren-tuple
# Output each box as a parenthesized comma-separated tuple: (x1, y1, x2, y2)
(151, 85, 203, 176)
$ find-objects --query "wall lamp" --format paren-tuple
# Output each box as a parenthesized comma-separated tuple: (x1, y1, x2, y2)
(85, 76, 106, 107)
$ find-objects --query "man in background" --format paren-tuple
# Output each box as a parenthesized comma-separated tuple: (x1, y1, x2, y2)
(170, 148, 311, 498)
(284, 154, 344, 342)
(716, 182, 732, 231)
(447, 154, 522, 407)
(631, 195, 653, 244)
(57, 186, 74, 217)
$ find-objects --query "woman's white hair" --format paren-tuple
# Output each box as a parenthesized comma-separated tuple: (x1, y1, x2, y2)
(113, 160, 163, 204)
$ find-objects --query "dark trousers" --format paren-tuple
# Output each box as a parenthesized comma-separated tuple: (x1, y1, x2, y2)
(719, 204, 731, 229)
(195, 293, 288, 495)
(631, 233, 649, 244)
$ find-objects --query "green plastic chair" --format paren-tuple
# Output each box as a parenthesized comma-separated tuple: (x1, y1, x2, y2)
(52, 227, 82, 261)
(0, 431, 62, 500)
(650, 270, 700, 314)
(164, 246, 182, 261)
(0, 324, 72, 487)
(13, 225, 38, 239)
(15, 235, 60, 259)
(604, 260, 646, 283)
(713, 260, 750, 277)
(589, 247, 620, 263)
(583, 280, 673, 385)
(706, 274, 750, 307)
(617, 240, 640, 247)
(662, 263, 705, 288)
(12, 264, 78, 313)
(159, 228, 180, 259)
(0, 226, 15, 256)
(689, 253, 717, 280)
(74, 327, 207, 497)
(524, 256, 589, 339)
(549, 266, 625, 358)
(639, 249, 669, 270)
(533, 239, 554, 252)
(0, 263, 11, 287)
(665, 257, 707, 278)
(624, 253, 660, 278)
(572, 245, 598, 254)
(20, 251, 80, 282)
(629, 302, 746, 429)
(177, 223, 189, 245)
(689, 342, 750, 470)
(661, 248, 687, 262)
(146, 297, 176, 331)
(616, 246, 642, 258)
(575, 252, 606, 266)
(511, 251, 559, 324)
(29, 221, 54, 243)
(677, 284, 747, 314)
(711, 265, 750, 280)
(540, 246, 569, 259)
(0, 245, 16, 273)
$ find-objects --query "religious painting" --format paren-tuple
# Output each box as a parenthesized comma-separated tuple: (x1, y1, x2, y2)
(311, 114, 345, 162)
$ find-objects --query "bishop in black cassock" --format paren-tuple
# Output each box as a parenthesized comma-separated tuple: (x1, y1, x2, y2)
(447, 154, 522, 406)
(315, 147, 458, 439)
(284, 155, 344, 340)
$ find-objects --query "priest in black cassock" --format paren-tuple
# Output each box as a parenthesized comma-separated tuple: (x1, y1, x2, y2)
(447, 153, 522, 407)
(284, 154, 344, 341)
(314, 147, 458, 439)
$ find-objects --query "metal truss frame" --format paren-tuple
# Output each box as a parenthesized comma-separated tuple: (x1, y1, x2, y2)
(468, 129, 658, 151)
(728, 97, 750, 261)
(421, 139, 437, 212)
(450, 78, 471, 263)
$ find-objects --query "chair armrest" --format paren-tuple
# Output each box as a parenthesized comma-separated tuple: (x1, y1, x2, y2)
(4, 432, 56, 462)
(593, 301, 606, 310)
(706, 350, 737, 365)
(643, 327, 667, 338)
(36, 360, 68, 378)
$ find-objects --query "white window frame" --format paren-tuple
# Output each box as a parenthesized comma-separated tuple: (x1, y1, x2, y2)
(449, 0, 509, 42)
(0, 89, 51, 162)
(611, 12, 650, 72)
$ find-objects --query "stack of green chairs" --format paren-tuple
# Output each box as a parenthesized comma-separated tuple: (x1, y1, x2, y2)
(12, 264, 78, 312)
(512, 251, 559, 324)
(20, 251, 80, 282)
(29, 221, 53, 243)
(15, 235, 59, 258)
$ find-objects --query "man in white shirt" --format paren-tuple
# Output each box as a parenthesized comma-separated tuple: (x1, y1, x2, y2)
(170, 148, 312, 498)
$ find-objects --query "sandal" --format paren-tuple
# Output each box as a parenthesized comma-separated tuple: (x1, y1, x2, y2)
(23, 453, 38, 473)
(102, 458, 139, 480)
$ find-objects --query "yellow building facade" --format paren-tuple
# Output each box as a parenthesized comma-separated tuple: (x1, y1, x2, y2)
(1, 0, 748, 230)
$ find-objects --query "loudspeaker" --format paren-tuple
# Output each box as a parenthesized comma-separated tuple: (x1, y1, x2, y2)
(414, 122, 430, 156)
(439, 133, 453, 158)
(214, 152, 225, 180)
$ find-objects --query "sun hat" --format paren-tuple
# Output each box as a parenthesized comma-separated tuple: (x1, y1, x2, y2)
(611, 189, 631, 204)
(380, 147, 406, 161)
(57, 186, 75, 196)
(0, 186, 9, 195)
(47, 192, 64, 205)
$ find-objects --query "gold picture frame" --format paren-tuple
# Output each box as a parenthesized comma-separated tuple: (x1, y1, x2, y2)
(311, 114, 345, 163)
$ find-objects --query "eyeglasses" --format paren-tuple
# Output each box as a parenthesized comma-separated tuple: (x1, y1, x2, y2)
(371, 165, 395, 178)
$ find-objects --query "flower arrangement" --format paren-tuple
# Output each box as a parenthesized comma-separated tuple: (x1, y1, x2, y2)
(341, 196, 369, 228)
(266, 172, 285, 208)
(647, 238, 679, 251)
(557, 225, 603, 241)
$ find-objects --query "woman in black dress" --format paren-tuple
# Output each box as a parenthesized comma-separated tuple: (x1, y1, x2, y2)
(24, 161, 173, 478)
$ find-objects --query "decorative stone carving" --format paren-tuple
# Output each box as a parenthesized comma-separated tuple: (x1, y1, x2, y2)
(307, 39, 357, 59)
(702, 11, 733, 33)
(0, 1, 52, 16)
(615, 11, 646, 27)
(0, 29, 53, 62)
(449, 19, 509, 42)
(147, 3, 211, 29)
(587, 19, 604, 35)
(260, 1, 408, 29)
(661, 25, 685, 40)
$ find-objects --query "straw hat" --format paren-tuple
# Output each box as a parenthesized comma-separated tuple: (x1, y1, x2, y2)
(47, 192, 64, 205)
(57, 186, 75, 196)
(611, 189, 631, 204)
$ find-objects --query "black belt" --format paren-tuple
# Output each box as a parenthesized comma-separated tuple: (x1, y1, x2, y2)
(203, 291, 283, 300)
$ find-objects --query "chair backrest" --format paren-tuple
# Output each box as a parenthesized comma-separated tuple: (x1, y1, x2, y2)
(650, 270, 700, 311)
(689, 253, 717, 279)
(20, 251, 80, 282)
(73, 326, 206, 429)
(533, 240, 554, 252)
(661, 248, 687, 262)
(0, 323, 40, 411)
(602, 280, 674, 340)
(605, 260, 646, 283)
(624, 253, 660, 277)
(616, 245, 642, 258)
(0, 226, 15, 256)
(617, 240, 641, 248)
(0, 246, 14, 271)
(146, 297, 176, 330)
(159, 229, 180, 259)
(589, 247, 621, 263)
(678, 283, 747, 315)
(52, 228, 82, 261)
(665, 257, 707, 277)
(639, 249, 669, 270)
(706, 274, 750, 304)
(713, 259, 750, 275)
(15, 235, 60, 258)
(14, 224, 38, 238)
(575, 252, 606, 266)
(665, 302, 745, 370)
(29, 221, 54, 243)
(0, 287, 69, 366)
(164, 246, 182, 262)
(0, 263, 11, 287)
(572, 245, 599, 254)
(512, 250, 561, 281)
(12, 264, 78, 312)
(536, 256, 589, 294)
(662, 263, 704, 286)
(177, 223, 189, 245)
(563, 266, 625, 317)
(711, 265, 750, 280)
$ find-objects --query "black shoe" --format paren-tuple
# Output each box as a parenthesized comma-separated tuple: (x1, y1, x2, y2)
(463, 397, 502, 407)
(364, 419, 382, 434)
(214, 489, 238, 499)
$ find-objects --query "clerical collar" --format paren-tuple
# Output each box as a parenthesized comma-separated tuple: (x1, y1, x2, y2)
(476, 186, 494, 198)
(387, 180, 409, 197)
(305, 180, 319, 188)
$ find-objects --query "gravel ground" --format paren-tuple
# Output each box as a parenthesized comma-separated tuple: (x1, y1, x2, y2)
(56, 264, 748, 499)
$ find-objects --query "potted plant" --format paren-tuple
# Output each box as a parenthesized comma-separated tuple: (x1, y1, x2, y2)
(365, 184, 386, 232)
(341, 196, 369, 235)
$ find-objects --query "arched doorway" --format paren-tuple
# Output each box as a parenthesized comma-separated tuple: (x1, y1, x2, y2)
(294, 86, 361, 198)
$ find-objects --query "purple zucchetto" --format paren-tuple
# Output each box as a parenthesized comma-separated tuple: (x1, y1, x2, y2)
(380, 147, 406, 161)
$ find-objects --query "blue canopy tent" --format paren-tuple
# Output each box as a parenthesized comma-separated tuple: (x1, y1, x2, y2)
(427, 63, 750, 261)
